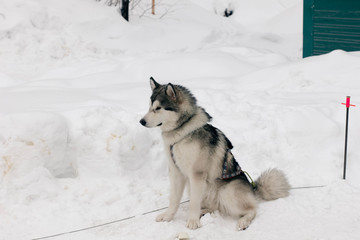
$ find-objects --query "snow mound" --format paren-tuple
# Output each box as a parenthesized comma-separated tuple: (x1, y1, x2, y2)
(0, 112, 72, 179)
(64, 107, 165, 179)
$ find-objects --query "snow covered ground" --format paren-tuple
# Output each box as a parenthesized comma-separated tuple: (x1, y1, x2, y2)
(1, 0, 360, 239)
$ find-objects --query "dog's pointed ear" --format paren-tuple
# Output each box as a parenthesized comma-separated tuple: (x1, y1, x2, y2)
(166, 83, 176, 101)
(150, 77, 160, 91)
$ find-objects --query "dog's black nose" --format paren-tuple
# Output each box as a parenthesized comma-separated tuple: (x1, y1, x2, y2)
(139, 119, 146, 126)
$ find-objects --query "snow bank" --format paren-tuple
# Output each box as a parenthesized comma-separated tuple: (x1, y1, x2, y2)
(1, 0, 360, 239)
(0, 112, 71, 179)
(62, 107, 165, 179)
(0, 0, 128, 79)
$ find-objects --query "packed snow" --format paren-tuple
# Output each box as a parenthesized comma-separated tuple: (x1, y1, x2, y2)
(1, 0, 360, 239)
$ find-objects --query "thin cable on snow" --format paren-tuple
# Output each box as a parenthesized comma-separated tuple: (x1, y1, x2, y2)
(31, 200, 190, 240)
(31, 185, 325, 240)
(291, 185, 326, 190)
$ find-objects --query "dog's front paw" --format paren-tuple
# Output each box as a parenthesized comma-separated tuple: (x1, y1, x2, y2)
(186, 218, 201, 229)
(156, 211, 174, 222)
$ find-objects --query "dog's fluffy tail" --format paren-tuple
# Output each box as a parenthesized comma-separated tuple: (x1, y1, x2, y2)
(255, 168, 290, 201)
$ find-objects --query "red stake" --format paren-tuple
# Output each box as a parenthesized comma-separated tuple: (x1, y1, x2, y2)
(342, 96, 356, 108)
(341, 96, 356, 180)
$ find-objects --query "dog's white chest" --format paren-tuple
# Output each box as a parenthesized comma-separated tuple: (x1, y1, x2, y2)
(167, 142, 198, 176)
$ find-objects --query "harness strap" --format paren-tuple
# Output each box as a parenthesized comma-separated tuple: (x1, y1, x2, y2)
(221, 150, 242, 180)
(220, 150, 257, 189)
(169, 144, 179, 169)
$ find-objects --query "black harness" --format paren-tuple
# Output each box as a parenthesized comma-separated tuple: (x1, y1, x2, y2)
(220, 149, 243, 180)
(169, 143, 249, 183)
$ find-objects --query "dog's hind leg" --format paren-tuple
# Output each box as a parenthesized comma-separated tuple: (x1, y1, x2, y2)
(218, 181, 257, 230)
(237, 208, 256, 230)
(156, 162, 186, 222)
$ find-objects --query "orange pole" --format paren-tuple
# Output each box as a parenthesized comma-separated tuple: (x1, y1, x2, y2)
(152, 0, 155, 15)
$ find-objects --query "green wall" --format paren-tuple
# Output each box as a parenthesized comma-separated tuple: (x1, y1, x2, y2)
(303, 0, 360, 58)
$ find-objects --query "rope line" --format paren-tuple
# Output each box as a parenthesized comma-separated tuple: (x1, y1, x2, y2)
(31, 200, 189, 240)
(31, 185, 325, 240)
(290, 185, 326, 190)
(242, 171, 257, 188)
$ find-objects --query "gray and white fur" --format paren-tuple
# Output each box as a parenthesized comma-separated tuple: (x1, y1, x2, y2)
(140, 77, 290, 230)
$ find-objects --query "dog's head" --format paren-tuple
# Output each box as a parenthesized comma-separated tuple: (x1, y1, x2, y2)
(139, 77, 196, 132)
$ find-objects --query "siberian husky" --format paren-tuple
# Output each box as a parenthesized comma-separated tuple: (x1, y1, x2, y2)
(140, 77, 290, 230)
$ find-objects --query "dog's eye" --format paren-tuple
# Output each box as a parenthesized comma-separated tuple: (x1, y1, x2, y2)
(155, 107, 161, 111)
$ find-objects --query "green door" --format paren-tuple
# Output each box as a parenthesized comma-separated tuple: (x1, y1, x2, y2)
(303, 0, 360, 58)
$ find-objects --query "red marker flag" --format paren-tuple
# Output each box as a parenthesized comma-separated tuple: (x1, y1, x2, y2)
(342, 96, 356, 108)
(341, 96, 355, 180)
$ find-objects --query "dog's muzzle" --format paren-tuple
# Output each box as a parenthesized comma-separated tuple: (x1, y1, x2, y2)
(139, 118, 162, 127)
